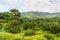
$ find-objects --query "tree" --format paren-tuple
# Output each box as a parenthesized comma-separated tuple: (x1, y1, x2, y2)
(0, 12, 13, 20)
(9, 9, 21, 17)
(4, 19, 22, 33)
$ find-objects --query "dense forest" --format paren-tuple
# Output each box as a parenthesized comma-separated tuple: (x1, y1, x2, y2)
(0, 9, 60, 40)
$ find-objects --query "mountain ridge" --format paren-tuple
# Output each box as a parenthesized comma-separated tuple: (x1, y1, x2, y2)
(21, 11, 60, 18)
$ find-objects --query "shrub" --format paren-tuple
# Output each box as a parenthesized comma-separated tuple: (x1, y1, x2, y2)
(0, 12, 13, 20)
(41, 22, 60, 34)
(14, 38, 22, 40)
(0, 34, 10, 40)
(44, 34, 54, 40)
(0, 23, 3, 32)
(24, 29, 36, 36)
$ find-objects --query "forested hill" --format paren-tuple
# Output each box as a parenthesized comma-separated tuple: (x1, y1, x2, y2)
(0, 11, 60, 19)
(0, 9, 60, 40)
(21, 11, 60, 18)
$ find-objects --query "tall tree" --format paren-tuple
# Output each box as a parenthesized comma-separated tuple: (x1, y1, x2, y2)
(9, 9, 21, 16)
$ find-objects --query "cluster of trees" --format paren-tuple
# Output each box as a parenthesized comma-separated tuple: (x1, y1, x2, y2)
(0, 9, 60, 35)
(22, 18, 60, 34)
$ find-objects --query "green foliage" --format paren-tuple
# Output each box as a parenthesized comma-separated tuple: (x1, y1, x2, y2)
(0, 35, 6, 40)
(24, 29, 36, 36)
(4, 19, 22, 33)
(0, 34, 10, 40)
(39, 21, 60, 34)
(0, 11, 60, 40)
(14, 38, 22, 40)
(0, 23, 3, 31)
(0, 12, 13, 20)
(44, 34, 54, 40)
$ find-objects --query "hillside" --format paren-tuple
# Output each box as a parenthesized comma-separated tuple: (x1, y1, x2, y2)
(0, 11, 60, 40)
(21, 11, 60, 18)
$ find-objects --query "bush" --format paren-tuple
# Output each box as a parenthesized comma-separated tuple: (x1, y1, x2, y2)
(0, 12, 13, 20)
(24, 29, 36, 36)
(0, 35, 5, 40)
(14, 38, 22, 40)
(0, 23, 3, 32)
(40, 22, 60, 34)
(0, 34, 10, 40)
(44, 34, 54, 40)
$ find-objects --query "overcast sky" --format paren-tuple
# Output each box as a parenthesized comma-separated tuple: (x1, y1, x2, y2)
(0, 0, 60, 12)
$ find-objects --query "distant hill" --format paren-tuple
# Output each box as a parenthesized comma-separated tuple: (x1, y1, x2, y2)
(21, 11, 60, 19)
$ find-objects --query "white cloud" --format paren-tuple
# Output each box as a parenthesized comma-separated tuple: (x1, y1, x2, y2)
(23, 0, 60, 12)
(0, 0, 60, 12)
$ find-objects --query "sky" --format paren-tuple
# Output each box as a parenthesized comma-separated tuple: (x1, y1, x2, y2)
(0, 0, 60, 13)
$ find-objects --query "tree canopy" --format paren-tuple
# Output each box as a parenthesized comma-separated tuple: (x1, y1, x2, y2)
(9, 9, 21, 16)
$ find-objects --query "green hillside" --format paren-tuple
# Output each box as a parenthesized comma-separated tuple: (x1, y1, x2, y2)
(21, 11, 60, 18)
(0, 9, 60, 40)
